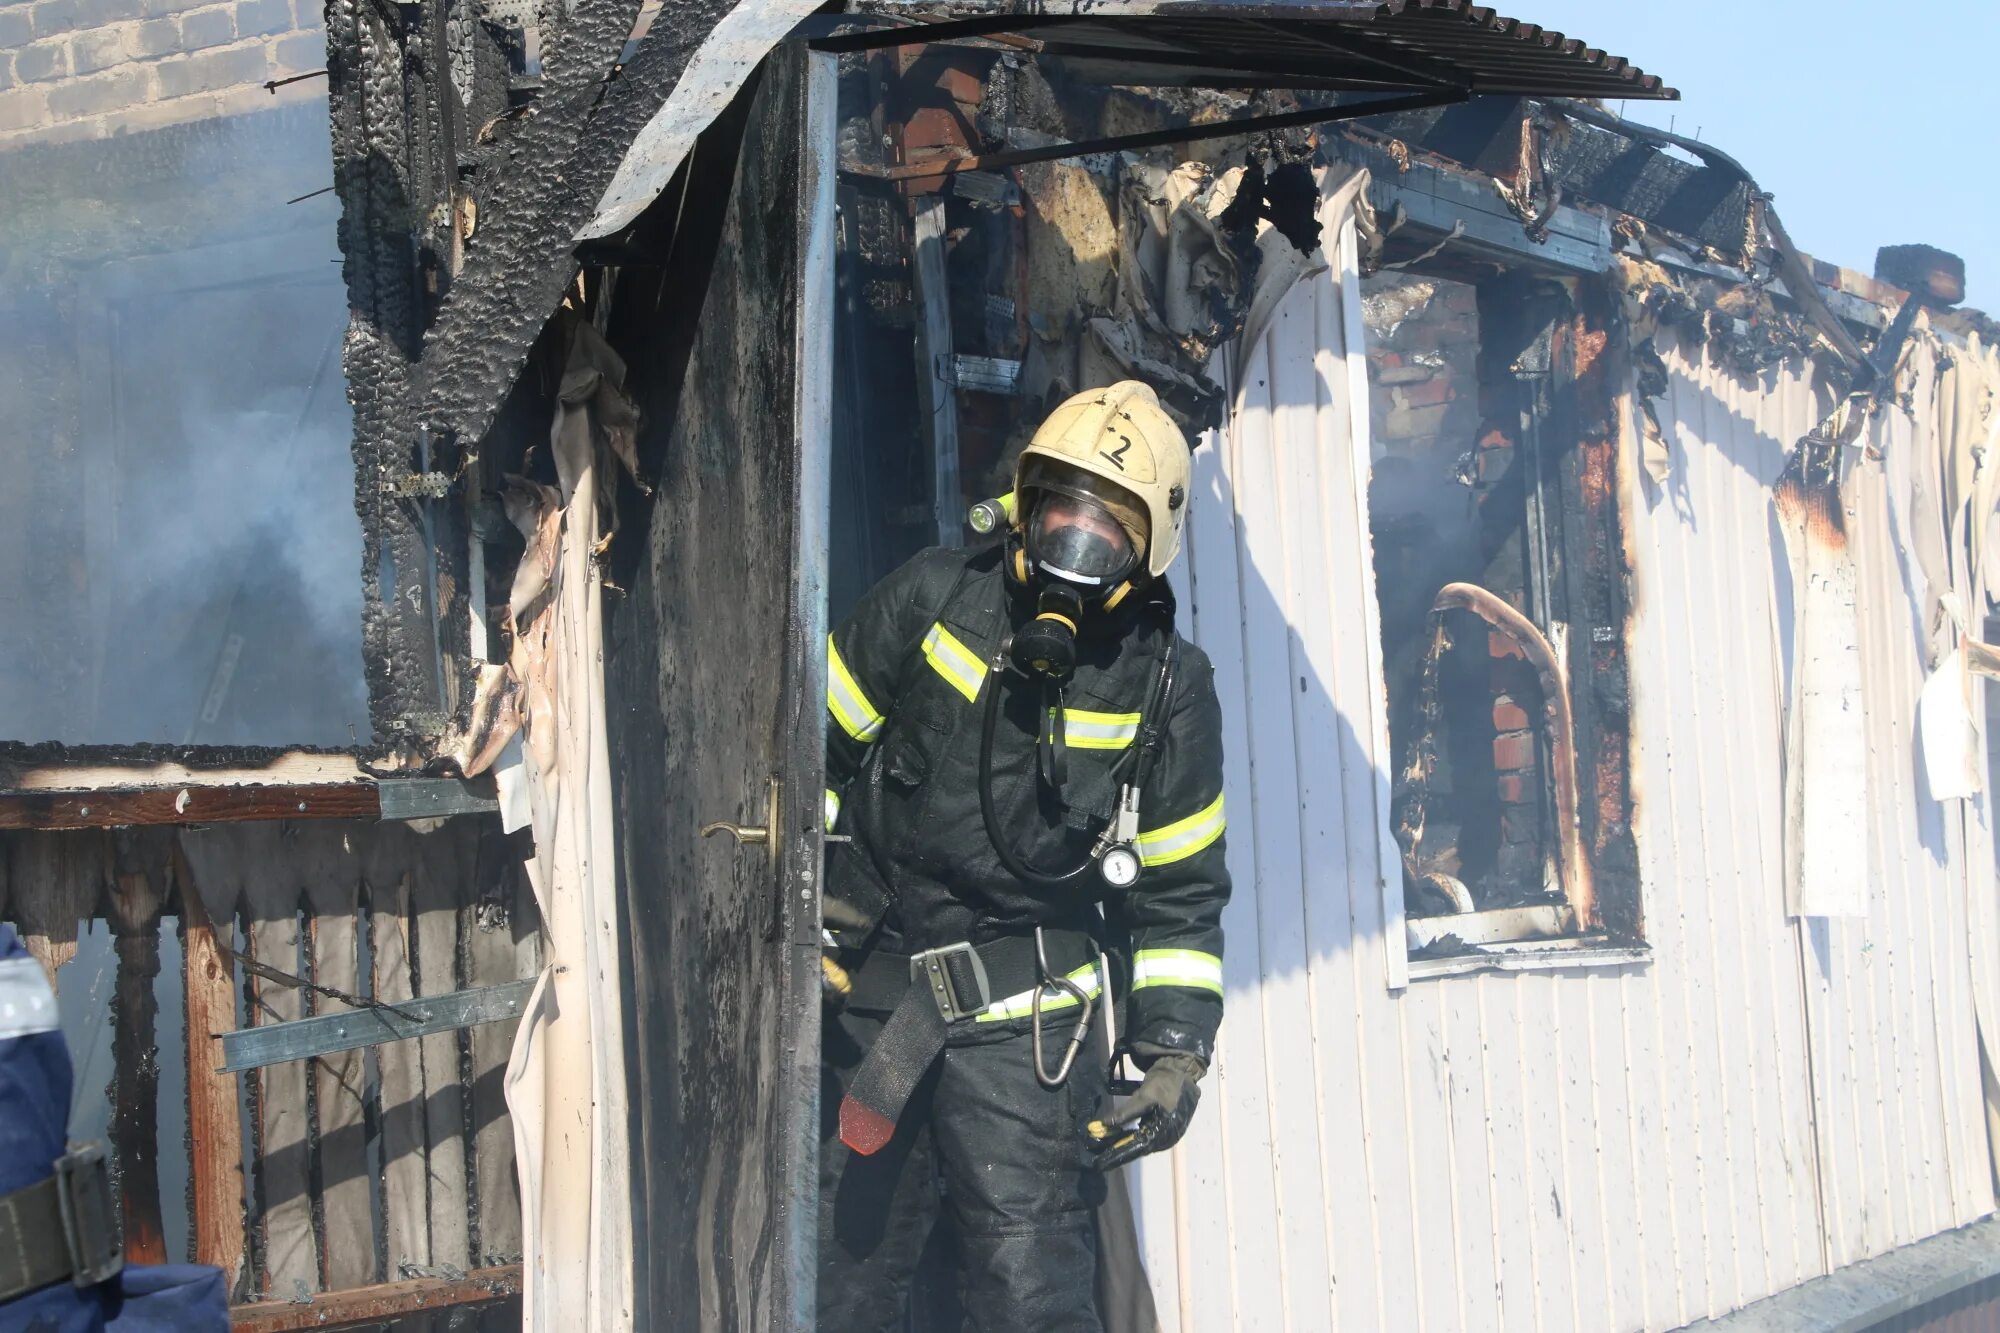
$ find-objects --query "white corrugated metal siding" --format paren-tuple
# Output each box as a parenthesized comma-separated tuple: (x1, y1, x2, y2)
(1129, 232, 1995, 1331)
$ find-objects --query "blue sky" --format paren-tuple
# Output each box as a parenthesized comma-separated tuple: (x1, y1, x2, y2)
(1517, 2, 1999, 310)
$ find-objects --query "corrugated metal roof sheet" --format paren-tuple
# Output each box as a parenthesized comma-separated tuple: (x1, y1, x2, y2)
(842, 1, 1677, 100)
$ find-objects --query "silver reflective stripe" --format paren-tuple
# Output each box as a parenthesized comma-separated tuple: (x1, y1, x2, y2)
(1062, 708, 1140, 751)
(827, 635, 885, 743)
(1135, 794, 1227, 867)
(0, 956, 58, 1039)
(974, 962, 1103, 1023)
(824, 788, 841, 832)
(922, 622, 989, 703)
(1131, 948, 1224, 995)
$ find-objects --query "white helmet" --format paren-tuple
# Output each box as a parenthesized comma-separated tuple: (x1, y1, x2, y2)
(1012, 380, 1191, 583)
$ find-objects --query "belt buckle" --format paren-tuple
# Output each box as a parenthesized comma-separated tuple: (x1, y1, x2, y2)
(53, 1143, 121, 1288)
(909, 942, 990, 1022)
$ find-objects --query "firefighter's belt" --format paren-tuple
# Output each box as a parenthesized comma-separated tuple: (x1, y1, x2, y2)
(0, 1144, 123, 1302)
(837, 930, 1097, 1157)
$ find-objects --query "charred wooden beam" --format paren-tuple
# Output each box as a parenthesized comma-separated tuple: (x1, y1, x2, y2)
(108, 831, 169, 1265)
(330, 0, 740, 745)
(1553, 279, 1642, 940)
(0, 786, 382, 831)
(0, 777, 497, 830)
(228, 1263, 522, 1331)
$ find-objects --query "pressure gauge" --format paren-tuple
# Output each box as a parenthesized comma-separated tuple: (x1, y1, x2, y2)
(1099, 844, 1142, 889)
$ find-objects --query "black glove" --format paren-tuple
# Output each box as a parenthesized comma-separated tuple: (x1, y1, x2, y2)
(1083, 1052, 1204, 1170)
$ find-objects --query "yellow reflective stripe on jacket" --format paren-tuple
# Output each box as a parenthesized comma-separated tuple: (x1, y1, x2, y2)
(824, 788, 841, 832)
(1135, 793, 1225, 866)
(1131, 948, 1224, 995)
(827, 636, 884, 743)
(975, 962, 1104, 1023)
(1062, 708, 1141, 751)
(922, 622, 988, 703)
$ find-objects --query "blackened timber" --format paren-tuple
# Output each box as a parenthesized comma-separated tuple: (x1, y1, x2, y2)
(0, 785, 381, 830)
(0, 776, 493, 829)
(600, 44, 823, 1326)
(332, 0, 737, 740)
(1551, 279, 1642, 939)
(330, 0, 437, 744)
(394, 0, 736, 448)
(108, 831, 170, 1265)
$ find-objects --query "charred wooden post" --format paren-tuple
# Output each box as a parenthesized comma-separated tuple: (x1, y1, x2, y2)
(1554, 279, 1642, 938)
(108, 829, 170, 1264)
(325, 0, 737, 754)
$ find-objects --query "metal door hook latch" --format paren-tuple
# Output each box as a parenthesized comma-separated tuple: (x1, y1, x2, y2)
(701, 777, 781, 848)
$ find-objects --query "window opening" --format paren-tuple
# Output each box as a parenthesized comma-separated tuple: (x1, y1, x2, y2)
(1363, 264, 1640, 968)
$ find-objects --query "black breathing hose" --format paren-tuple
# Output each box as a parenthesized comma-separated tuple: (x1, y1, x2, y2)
(979, 668, 1096, 890)
(978, 632, 1182, 891)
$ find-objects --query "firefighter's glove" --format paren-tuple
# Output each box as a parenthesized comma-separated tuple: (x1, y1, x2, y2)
(1084, 1053, 1204, 1170)
(820, 894, 871, 1010)
(821, 951, 852, 1009)
(819, 929, 853, 1011)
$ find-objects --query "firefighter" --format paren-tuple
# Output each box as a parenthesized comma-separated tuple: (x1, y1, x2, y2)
(818, 380, 1230, 1332)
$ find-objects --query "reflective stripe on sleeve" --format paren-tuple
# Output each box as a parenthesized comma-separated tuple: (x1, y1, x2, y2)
(974, 962, 1104, 1023)
(824, 788, 841, 832)
(1061, 708, 1141, 751)
(1134, 793, 1225, 866)
(827, 636, 885, 743)
(922, 622, 989, 703)
(0, 955, 59, 1039)
(1130, 948, 1224, 995)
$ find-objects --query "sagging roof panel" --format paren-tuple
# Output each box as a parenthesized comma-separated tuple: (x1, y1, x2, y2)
(838, 1, 1677, 100)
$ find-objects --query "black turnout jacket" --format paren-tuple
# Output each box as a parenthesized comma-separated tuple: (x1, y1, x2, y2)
(824, 544, 1231, 1064)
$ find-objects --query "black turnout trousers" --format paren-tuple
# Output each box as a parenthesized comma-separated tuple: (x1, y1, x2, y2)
(817, 1004, 1110, 1333)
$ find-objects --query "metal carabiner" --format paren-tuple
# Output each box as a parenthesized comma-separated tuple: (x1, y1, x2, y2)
(1032, 926, 1096, 1089)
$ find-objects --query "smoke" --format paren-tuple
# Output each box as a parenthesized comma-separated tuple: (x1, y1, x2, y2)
(0, 96, 371, 748)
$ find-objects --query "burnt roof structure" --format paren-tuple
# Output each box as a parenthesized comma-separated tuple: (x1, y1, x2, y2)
(329, 0, 1675, 748)
(829, 1, 1676, 100)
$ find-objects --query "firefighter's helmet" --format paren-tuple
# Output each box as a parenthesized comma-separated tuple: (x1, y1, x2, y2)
(1013, 380, 1191, 583)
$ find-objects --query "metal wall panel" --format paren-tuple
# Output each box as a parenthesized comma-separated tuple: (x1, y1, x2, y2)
(1130, 243, 1994, 1331)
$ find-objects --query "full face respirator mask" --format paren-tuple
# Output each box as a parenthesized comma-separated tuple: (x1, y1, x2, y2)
(1008, 491, 1141, 683)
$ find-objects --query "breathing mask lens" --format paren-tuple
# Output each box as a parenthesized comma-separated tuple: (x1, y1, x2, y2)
(1026, 494, 1137, 587)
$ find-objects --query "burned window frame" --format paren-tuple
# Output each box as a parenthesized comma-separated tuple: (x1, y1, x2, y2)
(1364, 246, 1644, 978)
